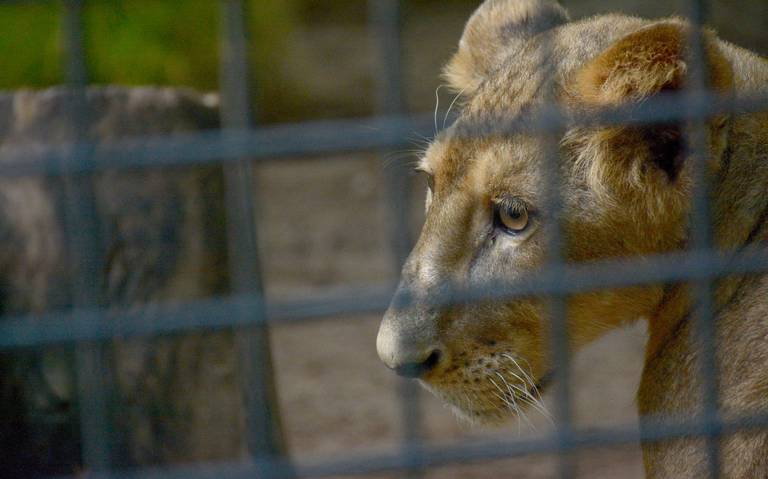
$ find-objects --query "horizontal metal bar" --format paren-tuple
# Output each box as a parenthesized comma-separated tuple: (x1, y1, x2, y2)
(0, 287, 393, 349)
(391, 245, 768, 312)
(53, 410, 768, 479)
(0, 90, 766, 177)
(2, 245, 768, 349)
(297, 411, 768, 478)
(0, 114, 434, 176)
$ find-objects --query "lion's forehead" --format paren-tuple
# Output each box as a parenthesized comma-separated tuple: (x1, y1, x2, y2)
(426, 132, 545, 202)
(425, 84, 562, 200)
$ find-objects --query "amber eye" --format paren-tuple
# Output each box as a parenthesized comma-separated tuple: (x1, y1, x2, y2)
(495, 200, 530, 234)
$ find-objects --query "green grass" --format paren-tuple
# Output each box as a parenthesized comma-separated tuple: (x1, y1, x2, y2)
(0, 2, 63, 89)
(0, 0, 295, 94)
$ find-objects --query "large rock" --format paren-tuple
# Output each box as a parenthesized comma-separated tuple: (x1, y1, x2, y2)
(0, 87, 247, 474)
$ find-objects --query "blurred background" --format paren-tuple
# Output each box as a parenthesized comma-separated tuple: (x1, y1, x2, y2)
(4, 0, 767, 120)
(0, 0, 766, 478)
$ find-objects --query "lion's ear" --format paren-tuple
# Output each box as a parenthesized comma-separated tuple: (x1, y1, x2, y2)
(444, 0, 569, 96)
(574, 22, 732, 104)
(572, 22, 733, 181)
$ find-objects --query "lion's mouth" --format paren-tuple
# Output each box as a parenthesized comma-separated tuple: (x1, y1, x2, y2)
(534, 370, 553, 394)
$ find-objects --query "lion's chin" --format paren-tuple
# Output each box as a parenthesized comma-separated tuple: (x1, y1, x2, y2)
(419, 370, 553, 426)
(419, 381, 517, 425)
(451, 404, 513, 425)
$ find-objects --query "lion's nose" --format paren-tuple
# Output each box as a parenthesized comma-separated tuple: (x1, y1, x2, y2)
(376, 318, 442, 378)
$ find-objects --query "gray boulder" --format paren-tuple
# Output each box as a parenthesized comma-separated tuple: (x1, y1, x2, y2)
(0, 87, 248, 474)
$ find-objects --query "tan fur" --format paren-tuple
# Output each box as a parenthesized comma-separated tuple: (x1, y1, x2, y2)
(377, 1, 768, 477)
(443, 0, 569, 96)
(574, 23, 733, 103)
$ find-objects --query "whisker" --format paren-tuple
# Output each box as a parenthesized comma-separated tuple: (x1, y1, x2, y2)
(513, 356, 547, 405)
(433, 84, 445, 136)
(488, 377, 515, 408)
(498, 367, 553, 423)
(508, 377, 552, 421)
(503, 354, 537, 387)
(443, 87, 466, 130)
(502, 354, 548, 404)
(495, 373, 535, 430)
(407, 133, 432, 149)
(508, 383, 553, 423)
(382, 150, 427, 172)
(489, 377, 523, 422)
(507, 357, 551, 422)
(488, 377, 510, 403)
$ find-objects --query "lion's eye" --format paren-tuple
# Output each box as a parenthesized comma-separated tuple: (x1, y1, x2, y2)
(495, 200, 530, 234)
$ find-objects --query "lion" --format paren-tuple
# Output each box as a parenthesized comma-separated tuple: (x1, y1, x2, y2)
(376, 0, 768, 477)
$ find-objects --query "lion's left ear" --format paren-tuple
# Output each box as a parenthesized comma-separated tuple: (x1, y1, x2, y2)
(572, 22, 733, 181)
(444, 0, 569, 96)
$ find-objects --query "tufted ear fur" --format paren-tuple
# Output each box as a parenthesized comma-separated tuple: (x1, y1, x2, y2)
(444, 0, 569, 96)
(575, 22, 732, 104)
(572, 22, 733, 185)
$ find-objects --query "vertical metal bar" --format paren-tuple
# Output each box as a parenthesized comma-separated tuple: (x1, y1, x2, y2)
(544, 112, 573, 479)
(371, 0, 411, 260)
(62, 0, 115, 471)
(368, 1, 423, 478)
(64, 0, 88, 88)
(218, 1, 288, 476)
(685, 0, 721, 477)
(537, 22, 573, 479)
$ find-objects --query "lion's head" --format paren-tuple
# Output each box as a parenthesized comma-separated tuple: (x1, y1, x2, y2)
(376, 0, 733, 423)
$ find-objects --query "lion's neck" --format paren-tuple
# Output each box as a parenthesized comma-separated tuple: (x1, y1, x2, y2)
(712, 114, 768, 251)
(645, 113, 768, 361)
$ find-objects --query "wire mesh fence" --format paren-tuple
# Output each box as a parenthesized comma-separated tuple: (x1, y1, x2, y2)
(0, 0, 766, 478)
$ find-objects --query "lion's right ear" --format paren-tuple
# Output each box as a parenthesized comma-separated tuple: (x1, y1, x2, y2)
(573, 22, 733, 105)
(571, 22, 733, 184)
(443, 0, 569, 96)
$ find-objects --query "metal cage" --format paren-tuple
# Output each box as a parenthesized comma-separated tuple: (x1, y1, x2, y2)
(1, 0, 767, 478)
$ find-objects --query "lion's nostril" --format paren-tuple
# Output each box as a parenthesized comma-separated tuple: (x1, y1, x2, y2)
(393, 349, 442, 378)
(423, 349, 441, 369)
